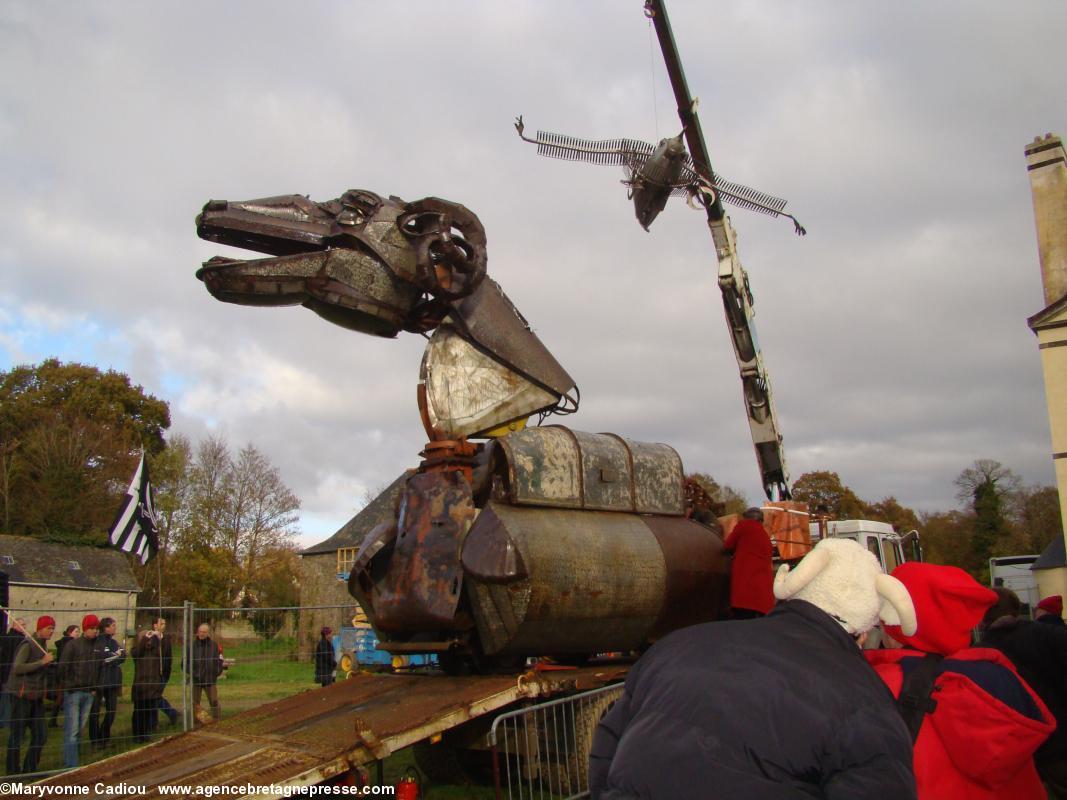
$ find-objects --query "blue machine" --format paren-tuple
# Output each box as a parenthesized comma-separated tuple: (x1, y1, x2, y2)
(333, 626, 436, 673)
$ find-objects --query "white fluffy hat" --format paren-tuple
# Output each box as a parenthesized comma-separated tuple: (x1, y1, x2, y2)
(774, 538, 917, 636)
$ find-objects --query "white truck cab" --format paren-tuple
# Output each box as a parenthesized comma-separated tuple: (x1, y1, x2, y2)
(809, 519, 921, 575)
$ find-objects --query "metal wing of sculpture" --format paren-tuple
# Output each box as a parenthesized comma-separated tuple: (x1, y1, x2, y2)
(515, 116, 805, 235)
(195, 190, 578, 441)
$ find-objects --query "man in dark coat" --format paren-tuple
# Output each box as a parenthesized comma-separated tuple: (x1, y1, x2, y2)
(130, 619, 171, 742)
(4, 616, 54, 775)
(47, 624, 78, 728)
(190, 623, 223, 722)
(589, 538, 917, 800)
(0, 617, 27, 731)
(980, 587, 1067, 797)
(59, 615, 99, 769)
(314, 627, 337, 687)
(88, 617, 125, 749)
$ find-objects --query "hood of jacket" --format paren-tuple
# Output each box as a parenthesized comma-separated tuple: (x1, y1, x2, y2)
(883, 562, 995, 654)
(869, 648, 1055, 787)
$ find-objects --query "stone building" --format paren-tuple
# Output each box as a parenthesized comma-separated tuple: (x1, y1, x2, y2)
(298, 473, 407, 658)
(0, 534, 140, 636)
(1026, 133, 1067, 604)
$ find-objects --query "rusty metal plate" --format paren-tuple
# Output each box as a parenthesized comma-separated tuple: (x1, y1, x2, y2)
(498, 427, 583, 509)
(573, 430, 633, 511)
(643, 515, 729, 637)
(620, 436, 684, 515)
(467, 502, 666, 655)
(373, 471, 474, 632)
(449, 278, 577, 399)
(496, 427, 684, 514)
(419, 324, 557, 439)
(461, 505, 527, 583)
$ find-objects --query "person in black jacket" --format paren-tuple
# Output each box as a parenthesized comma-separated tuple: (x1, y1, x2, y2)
(59, 615, 99, 769)
(314, 627, 336, 687)
(589, 538, 917, 800)
(980, 587, 1067, 797)
(88, 617, 124, 750)
(0, 617, 27, 731)
(47, 625, 79, 728)
(190, 623, 223, 722)
(4, 616, 54, 775)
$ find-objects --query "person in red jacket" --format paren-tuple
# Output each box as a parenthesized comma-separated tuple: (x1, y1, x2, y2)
(723, 507, 774, 618)
(866, 562, 1055, 800)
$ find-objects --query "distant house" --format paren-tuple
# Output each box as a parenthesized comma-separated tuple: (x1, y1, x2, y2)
(0, 534, 140, 636)
(298, 473, 408, 658)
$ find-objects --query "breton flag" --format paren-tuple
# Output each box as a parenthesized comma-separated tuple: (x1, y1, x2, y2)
(108, 453, 159, 565)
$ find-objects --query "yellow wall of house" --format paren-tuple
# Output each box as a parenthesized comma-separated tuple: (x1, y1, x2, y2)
(7, 587, 136, 638)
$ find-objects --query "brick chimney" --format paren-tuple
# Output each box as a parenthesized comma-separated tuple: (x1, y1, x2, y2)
(1026, 133, 1067, 307)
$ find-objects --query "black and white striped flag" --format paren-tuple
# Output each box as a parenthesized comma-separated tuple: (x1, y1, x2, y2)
(108, 453, 159, 565)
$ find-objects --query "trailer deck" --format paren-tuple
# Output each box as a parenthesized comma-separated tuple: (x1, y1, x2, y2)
(35, 666, 626, 798)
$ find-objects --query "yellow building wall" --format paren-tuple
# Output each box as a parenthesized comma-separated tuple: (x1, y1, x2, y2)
(7, 587, 137, 637)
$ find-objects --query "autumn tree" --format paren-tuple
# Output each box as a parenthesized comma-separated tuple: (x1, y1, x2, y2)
(145, 434, 300, 608)
(1009, 485, 1063, 556)
(955, 460, 1019, 580)
(0, 359, 169, 543)
(917, 510, 974, 569)
(865, 496, 921, 535)
(686, 472, 748, 515)
(791, 471, 870, 519)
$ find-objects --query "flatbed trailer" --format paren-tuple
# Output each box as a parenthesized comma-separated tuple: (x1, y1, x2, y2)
(34, 666, 626, 798)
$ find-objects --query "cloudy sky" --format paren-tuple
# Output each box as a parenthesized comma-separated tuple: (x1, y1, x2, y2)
(2, 2, 1064, 548)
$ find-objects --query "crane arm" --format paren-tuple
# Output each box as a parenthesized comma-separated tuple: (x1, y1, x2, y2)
(645, 0, 791, 500)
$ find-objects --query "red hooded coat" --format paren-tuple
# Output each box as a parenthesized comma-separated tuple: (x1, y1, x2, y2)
(866, 562, 1055, 800)
(723, 519, 774, 614)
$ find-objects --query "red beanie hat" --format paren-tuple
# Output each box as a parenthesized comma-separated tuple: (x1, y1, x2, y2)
(36, 615, 56, 632)
(884, 562, 996, 654)
(1037, 595, 1063, 616)
(82, 614, 100, 631)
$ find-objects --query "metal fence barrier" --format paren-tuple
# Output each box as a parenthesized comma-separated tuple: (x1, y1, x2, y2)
(489, 683, 623, 800)
(1, 601, 360, 778)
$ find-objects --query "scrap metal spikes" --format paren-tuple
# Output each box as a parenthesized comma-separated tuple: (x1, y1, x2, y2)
(515, 115, 805, 235)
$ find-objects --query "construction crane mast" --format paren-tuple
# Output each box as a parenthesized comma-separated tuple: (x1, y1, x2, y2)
(645, 0, 792, 501)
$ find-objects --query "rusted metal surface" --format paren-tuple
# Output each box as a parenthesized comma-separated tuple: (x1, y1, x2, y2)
(373, 471, 475, 632)
(463, 503, 670, 652)
(195, 191, 579, 434)
(495, 426, 684, 515)
(643, 515, 729, 637)
(418, 278, 578, 440)
(36, 669, 624, 798)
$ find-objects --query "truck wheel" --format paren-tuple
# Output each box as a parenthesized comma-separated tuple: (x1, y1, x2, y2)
(542, 691, 617, 795)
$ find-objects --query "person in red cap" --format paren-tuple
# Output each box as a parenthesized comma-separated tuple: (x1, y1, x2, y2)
(980, 587, 1067, 798)
(3, 615, 54, 774)
(58, 614, 99, 768)
(1036, 595, 1065, 627)
(867, 564, 1055, 800)
(722, 507, 775, 618)
(314, 626, 337, 687)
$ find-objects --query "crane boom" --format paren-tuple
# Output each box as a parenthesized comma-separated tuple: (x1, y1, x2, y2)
(645, 0, 791, 500)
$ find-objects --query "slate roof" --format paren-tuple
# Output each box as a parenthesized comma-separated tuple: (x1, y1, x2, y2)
(301, 471, 410, 556)
(0, 535, 140, 591)
(1033, 535, 1067, 571)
